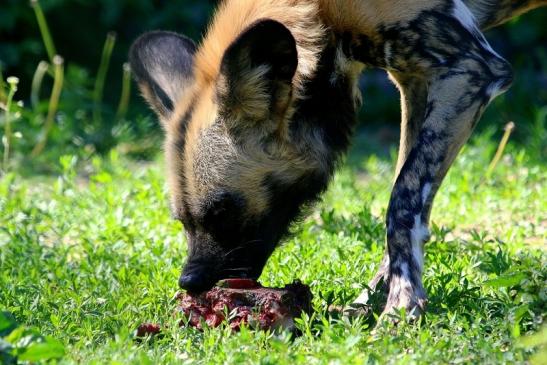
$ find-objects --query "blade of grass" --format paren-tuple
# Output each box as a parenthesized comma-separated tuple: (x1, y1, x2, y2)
(31, 61, 50, 110)
(31, 56, 64, 157)
(2, 77, 19, 172)
(116, 63, 132, 121)
(0, 63, 6, 104)
(93, 32, 117, 125)
(485, 121, 515, 178)
(30, 0, 57, 63)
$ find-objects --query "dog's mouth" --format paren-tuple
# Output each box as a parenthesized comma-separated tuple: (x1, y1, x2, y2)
(179, 265, 260, 293)
(220, 267, 257, 280)
(215, 277, 262, 289)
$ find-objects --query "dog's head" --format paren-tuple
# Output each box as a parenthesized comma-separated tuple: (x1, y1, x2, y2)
(130, 20, 330, 292)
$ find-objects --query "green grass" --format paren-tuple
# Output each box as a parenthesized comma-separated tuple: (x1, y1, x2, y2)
(1, 129, 545, 364)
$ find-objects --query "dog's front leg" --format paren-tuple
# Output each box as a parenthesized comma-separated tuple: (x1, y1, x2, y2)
(345, 73, 429, 317)
(348, 0, 514, 320)
(383, 64, 513, 321)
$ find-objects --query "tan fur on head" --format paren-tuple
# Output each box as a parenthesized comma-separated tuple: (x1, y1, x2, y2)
(182, 85, 218, 211)
(163, 1, 326, 218)
(194, 0, 325, 96)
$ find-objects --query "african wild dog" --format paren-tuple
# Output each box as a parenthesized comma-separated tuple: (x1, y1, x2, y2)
(129, 0, 546, 319)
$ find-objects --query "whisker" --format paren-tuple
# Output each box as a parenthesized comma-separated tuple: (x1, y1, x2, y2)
(223, 245, 246, 258)
(223, 267, 252, 272)
(223, 239, 263, 258)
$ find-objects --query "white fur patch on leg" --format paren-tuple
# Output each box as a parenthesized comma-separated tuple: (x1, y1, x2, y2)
(421, 182, 432, 205)
(410, 215, 428, 273)
(405, 183, 432, 273)
(399, 263, 414, 308)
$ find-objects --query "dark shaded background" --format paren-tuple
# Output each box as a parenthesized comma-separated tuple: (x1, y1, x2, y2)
(1, 0, 546, 159)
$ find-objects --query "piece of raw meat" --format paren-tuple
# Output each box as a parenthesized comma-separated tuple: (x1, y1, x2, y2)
(135, 279, 312, 336)
(176, 279, 312, 331)
(136, 322, 161, 337)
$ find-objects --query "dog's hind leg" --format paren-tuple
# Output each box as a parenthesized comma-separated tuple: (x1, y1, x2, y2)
(383, 6, 513, 320)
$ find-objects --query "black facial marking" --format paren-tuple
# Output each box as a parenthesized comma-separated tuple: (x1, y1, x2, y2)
(168, 95, 198, 226)
(173, 97, 197, 157)
(200, 191, 247, 244)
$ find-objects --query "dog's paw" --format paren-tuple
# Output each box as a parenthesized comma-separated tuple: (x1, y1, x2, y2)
(379, 285, 427, 324)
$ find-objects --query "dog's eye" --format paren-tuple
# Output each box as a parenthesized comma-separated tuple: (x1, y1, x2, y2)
(201, 191, 246, 241)
(204, 191, 245, 220)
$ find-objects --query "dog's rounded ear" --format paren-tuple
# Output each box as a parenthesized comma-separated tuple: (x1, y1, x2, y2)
(129, 31, 196, 123)
(217, 19, 298, 121)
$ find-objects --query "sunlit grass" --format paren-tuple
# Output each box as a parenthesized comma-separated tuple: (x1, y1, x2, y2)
(1, 133, 545, 363)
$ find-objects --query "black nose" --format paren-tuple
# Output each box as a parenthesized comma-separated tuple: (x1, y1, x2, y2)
(178, 271, 212, 293)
